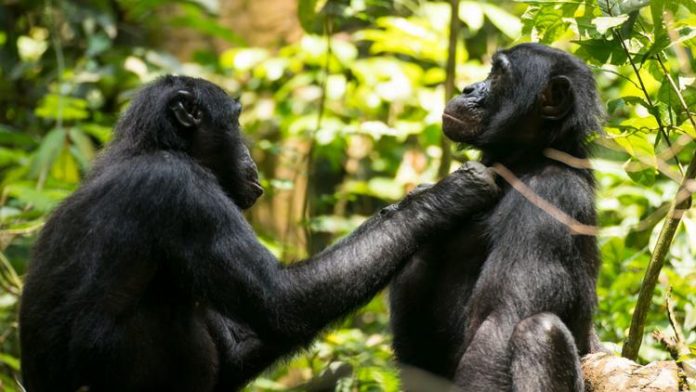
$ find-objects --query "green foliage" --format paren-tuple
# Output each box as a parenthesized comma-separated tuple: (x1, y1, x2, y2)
(0, 0, 695, 390)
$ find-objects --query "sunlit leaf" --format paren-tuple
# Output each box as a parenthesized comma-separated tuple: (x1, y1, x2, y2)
(459, 2, 485, 31)
(481, 4, 522, 39)
(35, 95, 89, 121)
(592, 15, 629, 34)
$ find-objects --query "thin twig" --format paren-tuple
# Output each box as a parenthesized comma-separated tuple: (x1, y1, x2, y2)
(301, 18, 333, 254)
(437, 0, 460, 179)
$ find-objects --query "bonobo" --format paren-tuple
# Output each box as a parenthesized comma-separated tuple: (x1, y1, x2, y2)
(390, 43, 604, 391)
(19, 75, 500, 392)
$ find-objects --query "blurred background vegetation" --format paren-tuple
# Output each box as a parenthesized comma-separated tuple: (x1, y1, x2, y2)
(0, 0, 695, 390)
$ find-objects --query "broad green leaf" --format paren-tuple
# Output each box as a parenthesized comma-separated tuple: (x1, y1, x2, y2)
(481, 4, 522, 39)
(0, 353, 19, 371)
(69, 128, 96, 163)
(298, 0, 328, 33)
(51, 147, 80, 183)
(521, 5, 569, 43)
(599, 0, 650, 15)
(0, 125, 35, 147)
(591, 15, 629, 34)
(623, 157, 656, 186)
(172, 4, 243, 44)
(28, 128, 66, 179)
(81, 123, 112, 143)
(607, 127, 657, 168)
(0, 148, 26, 166)
(459, 2, 485, 31)
(35, 94, 89, 121)
(575, 38, 627, 65)
(4, 183, 70, 212)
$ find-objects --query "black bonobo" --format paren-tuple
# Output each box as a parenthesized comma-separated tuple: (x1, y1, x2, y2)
(390, 43, 604, 391)
(19, 75, 500, 392)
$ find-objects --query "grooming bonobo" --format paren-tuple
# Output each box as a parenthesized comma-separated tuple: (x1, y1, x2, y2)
(19, 75, 500, 391)
(390, 43, 604, 391)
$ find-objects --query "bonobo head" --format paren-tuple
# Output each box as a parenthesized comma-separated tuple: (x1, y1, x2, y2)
(114, 75, 263, 209)
(443, 43, 603, 160)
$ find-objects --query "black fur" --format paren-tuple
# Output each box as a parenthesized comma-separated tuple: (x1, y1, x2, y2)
(390, 43, 604, 391)
(19, 75, 500, 391)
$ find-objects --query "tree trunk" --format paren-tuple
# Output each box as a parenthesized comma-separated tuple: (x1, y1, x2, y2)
(582, 353, 684, 391)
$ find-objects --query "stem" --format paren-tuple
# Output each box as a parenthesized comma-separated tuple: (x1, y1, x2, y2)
(302, 18, 332, 254)
(437, 0, 460, 179)
(622, 151, 696, 360)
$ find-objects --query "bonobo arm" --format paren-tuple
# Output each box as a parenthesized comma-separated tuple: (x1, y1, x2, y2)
(273, 164, 496, 340)
(155, 157, 498, 343)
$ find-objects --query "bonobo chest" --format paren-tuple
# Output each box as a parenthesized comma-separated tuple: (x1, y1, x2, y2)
(390, 217, 489, 375)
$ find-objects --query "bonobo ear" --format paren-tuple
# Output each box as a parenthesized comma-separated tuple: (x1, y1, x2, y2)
(169, 90, 203, 128)
(540, 76, 573, 120)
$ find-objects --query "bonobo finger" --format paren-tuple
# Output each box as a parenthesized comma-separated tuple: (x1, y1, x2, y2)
(454, 161, 499, 192)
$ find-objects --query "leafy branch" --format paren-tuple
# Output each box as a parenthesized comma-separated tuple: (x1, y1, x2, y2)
(619, 5, 696, 360)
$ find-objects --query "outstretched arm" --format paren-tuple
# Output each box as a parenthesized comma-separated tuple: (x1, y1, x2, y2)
(171, 161, 499, 342)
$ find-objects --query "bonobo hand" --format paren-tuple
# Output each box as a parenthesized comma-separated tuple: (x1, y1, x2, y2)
(382, 161, 500, 230)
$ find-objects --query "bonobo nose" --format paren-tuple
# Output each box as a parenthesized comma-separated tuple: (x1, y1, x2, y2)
(462, 85, 475, 95)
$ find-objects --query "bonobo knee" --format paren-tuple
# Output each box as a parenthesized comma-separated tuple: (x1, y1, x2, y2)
(511, 313, 575, 352)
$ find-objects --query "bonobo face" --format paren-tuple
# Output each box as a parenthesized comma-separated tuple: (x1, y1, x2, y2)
(442, 43, 579, 148)
(168, 79, 263, 209)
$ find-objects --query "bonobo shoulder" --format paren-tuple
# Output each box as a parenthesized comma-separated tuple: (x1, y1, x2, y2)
(90, 152, 230, 215)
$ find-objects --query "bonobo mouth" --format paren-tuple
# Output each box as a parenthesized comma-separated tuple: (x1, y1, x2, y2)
(249, 179, 264, 198)
(237, 180, 264, 210)
(443, 112, 468, 126)
(442, 111, 481, 142)
(249, 181, 263, 199)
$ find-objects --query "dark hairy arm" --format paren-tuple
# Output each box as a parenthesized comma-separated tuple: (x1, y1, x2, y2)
(149, 156, 499, 342)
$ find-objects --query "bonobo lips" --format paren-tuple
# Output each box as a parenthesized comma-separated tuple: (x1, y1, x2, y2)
(442, 112, 468, 126)
(248, 179, 264, 198)
(442, 111, 481, 142)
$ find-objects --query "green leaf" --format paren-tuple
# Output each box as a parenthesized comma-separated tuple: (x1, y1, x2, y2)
(599, 0, 650, 15)
(521, 4, 569, 43)
(624, 157, 656, 186)
(0, 124, 35, 147)
(28, 128, 66, 179)
(35, 94, 89, 121)
(51, 147, 80, 183)
(481, 4, 522, 39)
(459, 2, 485, 31)
(298, 0, 327, 33)
(591, 15, 629, 34)
(574, 38, 627, 65)
(4, 183, 70, 212)
(0, 353, 19, 371)
(0, 148, 27, 166)
(69, 128, 96, 167)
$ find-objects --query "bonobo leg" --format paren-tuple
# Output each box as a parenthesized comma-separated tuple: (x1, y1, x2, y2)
(453, 313, 583, 392)
(509, 313, 583, 392)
